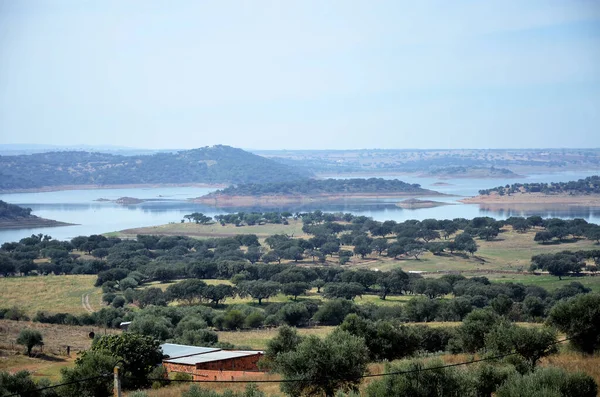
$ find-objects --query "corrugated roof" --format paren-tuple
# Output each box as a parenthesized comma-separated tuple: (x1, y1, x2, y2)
(164, 350, 263, 365)
(160, 343, 221, 359)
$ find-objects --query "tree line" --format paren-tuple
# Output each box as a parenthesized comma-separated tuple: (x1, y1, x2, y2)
(479, 175, 600, 196)
(206, 178, 429, 197)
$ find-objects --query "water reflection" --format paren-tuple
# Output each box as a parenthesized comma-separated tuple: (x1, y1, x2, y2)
(478, 204, 600, 219)
(1, 172, 600, 244)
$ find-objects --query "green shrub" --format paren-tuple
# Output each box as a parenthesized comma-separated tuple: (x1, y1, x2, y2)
(173, 372, 193, 381)
(366, 359, 474, 397)
(496, 366, 597, 397)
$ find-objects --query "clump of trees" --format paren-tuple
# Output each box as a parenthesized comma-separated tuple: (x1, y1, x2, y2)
(0, 200, 33, 219)
(209, 178, 428, 197)
(479, 175, 600, 196)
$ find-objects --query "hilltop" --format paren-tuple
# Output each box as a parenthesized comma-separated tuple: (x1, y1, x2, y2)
(0, 145, 310, 192)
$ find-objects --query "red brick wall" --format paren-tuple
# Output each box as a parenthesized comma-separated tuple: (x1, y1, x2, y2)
(196, 354, 262, 371)
(192, 370, 266, 382)
(163, 354, 265, 381)
(163, 362, 196, 376)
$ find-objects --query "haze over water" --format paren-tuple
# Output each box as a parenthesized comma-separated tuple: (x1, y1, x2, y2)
(0, 171, 598, 244)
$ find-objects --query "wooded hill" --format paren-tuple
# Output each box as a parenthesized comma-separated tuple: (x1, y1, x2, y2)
(0, 145, 311, 190)
(479, 175, 600, 196)
(203, 178, 435, 197)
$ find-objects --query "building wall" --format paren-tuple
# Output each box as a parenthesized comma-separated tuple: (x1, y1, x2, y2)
(163, 354, 265, 381)
(163, 362, 196, 376)
(192, 369, 266, 382)
(196, 354, 262, 371)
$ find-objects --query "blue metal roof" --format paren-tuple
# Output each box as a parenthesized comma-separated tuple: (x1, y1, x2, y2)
(160, 343, 221, 359)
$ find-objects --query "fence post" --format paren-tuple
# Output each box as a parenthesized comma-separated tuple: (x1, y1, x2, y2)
(114, 365, 122, 397)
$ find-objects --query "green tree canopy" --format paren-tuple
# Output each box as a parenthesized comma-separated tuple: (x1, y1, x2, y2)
(273, 329, 369, 397)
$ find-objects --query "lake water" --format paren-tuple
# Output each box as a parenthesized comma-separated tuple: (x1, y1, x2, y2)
(1, 170, 599, 244)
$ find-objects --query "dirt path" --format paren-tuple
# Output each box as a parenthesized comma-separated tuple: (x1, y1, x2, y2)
(81, 294, 94, 313)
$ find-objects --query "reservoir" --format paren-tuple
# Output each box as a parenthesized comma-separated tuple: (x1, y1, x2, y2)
(0, 171, 598, 244)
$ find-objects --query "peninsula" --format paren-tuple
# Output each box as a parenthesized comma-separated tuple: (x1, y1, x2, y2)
(0, 200, 73, 229)
(462, 175, 600, 206)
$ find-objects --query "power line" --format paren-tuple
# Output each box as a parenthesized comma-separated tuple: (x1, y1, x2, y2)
(1, 373, 111, 397)
(129, 337, 572, 384)
(1, 336, 572, 395)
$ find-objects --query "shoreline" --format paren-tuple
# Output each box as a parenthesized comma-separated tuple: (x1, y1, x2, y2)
(315, 171, 523, 179)
(460, 193, 600, 206)
(193, 191, 448, 207)
(396, 199, 455, 209)
(0, 182, 227, 194)
(0, 217, 76, 230)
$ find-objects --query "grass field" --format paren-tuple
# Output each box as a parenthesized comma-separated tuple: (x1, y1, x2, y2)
(112, 219, 306, 240)
(0, 319, 120, 382)
(0, 275, 102, 316)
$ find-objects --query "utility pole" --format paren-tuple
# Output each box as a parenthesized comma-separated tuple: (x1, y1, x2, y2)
(114, 365, 122, 397)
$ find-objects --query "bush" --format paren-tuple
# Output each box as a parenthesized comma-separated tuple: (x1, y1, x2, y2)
(0, 370, 53, 397)
(496, 366, 597, 397)
(111, 296, 126, 308)
(313, 299, 357, 326)
(149, 365, 169, 389)
(173, 372, 193, 381)
(244, 311, 265, 329)
(16, 329, 43, 357)
(548, 293, 600, 354)
(365, 359, 473, 397)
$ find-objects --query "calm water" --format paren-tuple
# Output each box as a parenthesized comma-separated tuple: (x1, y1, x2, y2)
(1, 171, 599, 244)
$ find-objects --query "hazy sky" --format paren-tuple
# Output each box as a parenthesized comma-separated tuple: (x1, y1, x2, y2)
(1, 1, 599, 150)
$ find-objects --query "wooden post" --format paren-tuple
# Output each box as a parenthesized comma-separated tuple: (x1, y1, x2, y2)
(114, 366, 122, 397)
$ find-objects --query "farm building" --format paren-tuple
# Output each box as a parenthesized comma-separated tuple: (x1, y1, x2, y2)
(160, 343, 265, 381)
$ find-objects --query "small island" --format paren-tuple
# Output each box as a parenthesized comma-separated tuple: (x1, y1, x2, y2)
(462, 175, 600, 206)
(0, 200, 73, 229)
(94, 197, 145, 205)
(193, 178, 444, 207)
(396, 198, 454, 209)
(115, 197, 145, 205)
(431, 182, 454, 186)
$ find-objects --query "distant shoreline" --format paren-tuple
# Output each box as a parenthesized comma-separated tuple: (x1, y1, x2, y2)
(460, 192, 600, 206)
(316, 171, 523, 179)
(193, 191, 447, 208)
(396, 198, 455, 209)
(0, 183, 227, 194)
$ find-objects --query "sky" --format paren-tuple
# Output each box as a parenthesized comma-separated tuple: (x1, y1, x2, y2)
(0, 1, 599, 150)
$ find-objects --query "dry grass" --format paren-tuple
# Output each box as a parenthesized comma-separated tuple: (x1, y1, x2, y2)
(126, 373, 283, 397)
(116, 220, 306, 240)
(542, 351, 600, 388)
(0, 319, 120, 382)
(218, 326, 334, 350)
(0, 275, 102, 316)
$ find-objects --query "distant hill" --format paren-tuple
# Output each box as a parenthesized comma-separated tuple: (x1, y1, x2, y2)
(0, 145, 311, 191)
